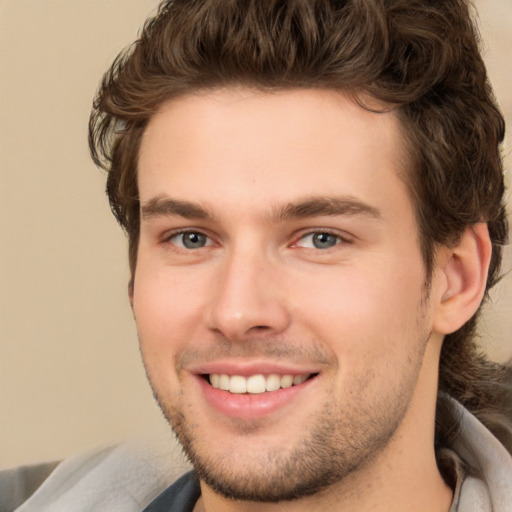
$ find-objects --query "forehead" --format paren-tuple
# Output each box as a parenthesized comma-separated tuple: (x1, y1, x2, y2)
(137, 88, 412, 221)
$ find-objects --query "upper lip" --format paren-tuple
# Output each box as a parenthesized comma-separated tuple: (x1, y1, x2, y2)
(188, 359, 322, 377)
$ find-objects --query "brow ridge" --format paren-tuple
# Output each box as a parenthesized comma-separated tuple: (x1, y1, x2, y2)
(275, 196, 382, 221)
(140, 195, 381, 223)
(141, 196, 214, 220)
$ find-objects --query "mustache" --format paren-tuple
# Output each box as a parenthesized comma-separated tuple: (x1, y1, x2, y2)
(175, 337, 334, 371)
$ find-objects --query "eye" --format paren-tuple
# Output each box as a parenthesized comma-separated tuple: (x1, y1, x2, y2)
(168, 231, 213, 249)
(296, 232, 343, 249)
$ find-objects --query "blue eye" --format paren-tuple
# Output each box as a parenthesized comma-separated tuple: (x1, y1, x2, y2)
(297, 232, 341, 249)
(169, 231, 212, 249)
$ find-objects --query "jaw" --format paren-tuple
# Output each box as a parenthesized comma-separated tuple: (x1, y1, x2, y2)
(139, 337, 448, 511)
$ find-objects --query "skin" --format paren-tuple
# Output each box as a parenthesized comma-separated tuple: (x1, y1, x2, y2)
(132, 88, 488, 511)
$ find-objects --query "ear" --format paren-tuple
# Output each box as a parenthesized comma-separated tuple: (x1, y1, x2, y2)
(432, 223, 491, 335)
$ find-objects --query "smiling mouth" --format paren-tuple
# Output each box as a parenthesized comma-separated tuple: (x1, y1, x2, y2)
(207, 373, 316, 394)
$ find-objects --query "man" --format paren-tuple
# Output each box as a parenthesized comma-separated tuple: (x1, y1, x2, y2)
(5, 0, 511, 511)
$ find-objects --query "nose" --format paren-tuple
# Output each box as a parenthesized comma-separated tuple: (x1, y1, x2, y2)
(205, 247, 291, 341)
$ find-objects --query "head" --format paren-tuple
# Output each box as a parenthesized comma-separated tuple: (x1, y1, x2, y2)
(89, 0, 510, 501)
(91, 0, 507, 320)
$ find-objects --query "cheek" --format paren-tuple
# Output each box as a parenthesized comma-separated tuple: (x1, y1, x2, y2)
(291, 257, 427, 356)
(132, 266, 207, 362)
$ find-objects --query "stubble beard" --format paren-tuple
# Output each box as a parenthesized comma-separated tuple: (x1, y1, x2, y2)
(143, 329, 430, 503)
(163, 387, 412, 502)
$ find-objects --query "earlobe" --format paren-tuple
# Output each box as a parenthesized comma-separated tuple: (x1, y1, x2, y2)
(432, 223, 491, 334)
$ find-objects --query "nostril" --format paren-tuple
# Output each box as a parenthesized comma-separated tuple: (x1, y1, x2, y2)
(251, 325, 272, 332)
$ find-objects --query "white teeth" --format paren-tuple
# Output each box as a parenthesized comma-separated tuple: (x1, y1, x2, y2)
(229, 375, 247, 394)
(209, 373, 311, 394)
(265, 374, 281, 392)
(293, 374, 308, 385)
(246, 374, 266, 394)
(219, 374, 230, 391)
(280, 374, 294, 389)
(210, 374, 220, 388)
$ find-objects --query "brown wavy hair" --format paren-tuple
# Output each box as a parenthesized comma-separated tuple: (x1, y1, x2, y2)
(89, 0, 511, 457)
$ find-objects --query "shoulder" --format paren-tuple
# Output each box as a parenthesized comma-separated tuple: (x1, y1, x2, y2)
(450, 399, 512, 512)
(140, 471, 200, 512)
(0, 460, 60, 512)
(2, 437, 191, 512)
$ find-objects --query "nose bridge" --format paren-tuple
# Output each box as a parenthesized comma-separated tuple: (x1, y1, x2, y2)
(206, 241, 289, 340)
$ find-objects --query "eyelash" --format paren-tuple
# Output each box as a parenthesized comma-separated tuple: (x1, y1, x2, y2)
(162, 228, 352, 252)
(164, 229, 215, 250)
(292, 229, 352, 250)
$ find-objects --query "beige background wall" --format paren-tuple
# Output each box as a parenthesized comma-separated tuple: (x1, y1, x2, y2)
(0, 0, 511, 468)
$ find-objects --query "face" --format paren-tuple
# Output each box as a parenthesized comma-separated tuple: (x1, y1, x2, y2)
(134, 88, 437, 501)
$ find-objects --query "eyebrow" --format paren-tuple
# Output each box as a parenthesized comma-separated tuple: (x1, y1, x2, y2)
(140, 195, 382, 222)
(141, 196, 216, 220)
(275, 196, 382, 221)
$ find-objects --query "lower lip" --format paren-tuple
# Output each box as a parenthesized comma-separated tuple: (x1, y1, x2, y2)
(197, 376, 316, 420)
